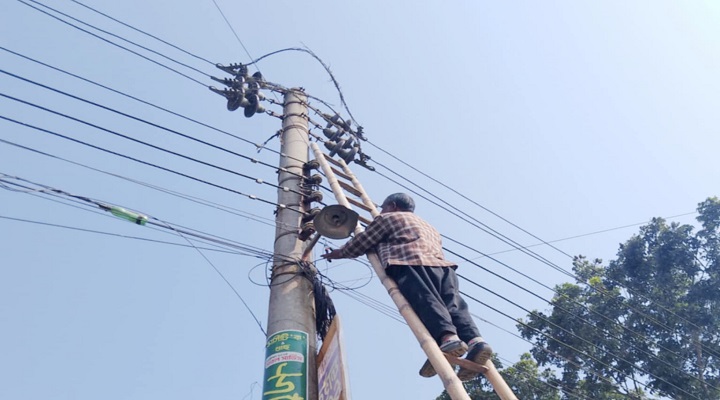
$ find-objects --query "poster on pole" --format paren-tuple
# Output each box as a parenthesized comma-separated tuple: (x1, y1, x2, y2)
(262, 330, 309, 400)
(317, 316, 351, 400)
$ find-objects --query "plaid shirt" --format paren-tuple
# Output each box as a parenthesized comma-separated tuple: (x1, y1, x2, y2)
(339, 211, 456, 268)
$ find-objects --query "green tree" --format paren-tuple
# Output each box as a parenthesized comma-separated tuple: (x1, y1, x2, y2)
(519, 197, 720, 400)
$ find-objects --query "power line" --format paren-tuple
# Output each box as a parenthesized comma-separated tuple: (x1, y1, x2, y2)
(16, 0, 207, 86)
(0, 115, 304, 215)
(0, 89, 308, 202)
(0, 70, 307, 194)
(0, 214, 248, 255)
(0, 46, 311, 169)
(0, 175, 276, 258)
(0, 137, 304, 234)
(25, 0, 209, 77)
(366, 142, 720, 362)
(156, 218, 268, 336)
(447, 243, 711, 388)
(458, 278, 703, 400)
(210, 0, 254, 65)
(68, 0, 215, 65)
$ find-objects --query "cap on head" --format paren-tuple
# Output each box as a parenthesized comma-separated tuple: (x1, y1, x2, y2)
(382, 193, 415, 212)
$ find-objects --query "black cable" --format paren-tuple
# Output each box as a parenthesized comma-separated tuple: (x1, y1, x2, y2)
(26, 0, 209, 77)
(0, 176, 276, 258)
(0, 114, 304, 214)
(0, 214, 247, 255)
(15, 0, 207, 86)
(154, 217, 268, 336)
(68, 0, 215, 65)
(371, 167, 571, 276)
(0, 137, 307, 234)
(0, 88, 306, 199)
(0, 46, 312, 174)
(369, 143, 720, 356)
(248, 47, 358, 125)
(369, 153, 720, 361)
(447, 244, 712, 388)
(210, 0, 254, 65)
(462, 291, 667, 398)
(458, 278, 702, 400)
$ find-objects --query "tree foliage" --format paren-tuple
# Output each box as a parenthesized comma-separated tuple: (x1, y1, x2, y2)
(519, 197, 720, 400)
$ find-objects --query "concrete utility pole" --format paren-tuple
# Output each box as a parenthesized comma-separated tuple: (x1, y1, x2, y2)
(263, 89, 318, 400)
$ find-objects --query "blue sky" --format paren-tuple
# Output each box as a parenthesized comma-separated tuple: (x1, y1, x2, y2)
(1, 1, 719, 399)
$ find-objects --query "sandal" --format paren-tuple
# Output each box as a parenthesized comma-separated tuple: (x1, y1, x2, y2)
(419, 340, 468, 378)
(457, 342, 493, 381)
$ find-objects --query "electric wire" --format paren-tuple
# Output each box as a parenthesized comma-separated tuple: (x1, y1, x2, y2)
(0, 215, 247, 255)
(458, 280, 702, 399)
(68, 0, 215, 65)
(0, 175, 276, 258)
(0, 137, 306, 234)
(210, 0, 254, 65)
(0, 71, 309, 198)
(0, 46, 316, 179)
(369, 155, 720, 364)
(464, 291, 661, 397)
(248, 46, 358, 125)
(481, 210, 697, 258)
(0, 115, 304, 215)
(445, 233, 714, 366)
(25, 0, 209, 77)
(366, 144, 720, 357)
(370, 167, 572, 275)
(8, 5, 712, 390)
(16, 0, 207, 87)
(154, 217, 267, 336)
(447, 244, 713, 389)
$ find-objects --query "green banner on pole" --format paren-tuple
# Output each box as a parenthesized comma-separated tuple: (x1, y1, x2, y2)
(262, 330, 309, 400)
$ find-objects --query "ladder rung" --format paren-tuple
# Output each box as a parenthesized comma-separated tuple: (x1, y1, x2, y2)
(330, 166, 353, 181)
(346, 196, 374, 213)
(322, 153, 344, 167)
(338, 181, 362, 197)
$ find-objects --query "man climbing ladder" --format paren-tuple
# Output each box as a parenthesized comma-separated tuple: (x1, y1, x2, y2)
(322, 192, 493, 380)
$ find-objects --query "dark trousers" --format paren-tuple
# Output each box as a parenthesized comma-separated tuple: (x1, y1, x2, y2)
(386, 265, 481, 345)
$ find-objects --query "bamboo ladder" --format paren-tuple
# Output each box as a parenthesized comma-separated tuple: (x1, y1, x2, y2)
(310, 143, 517, 400)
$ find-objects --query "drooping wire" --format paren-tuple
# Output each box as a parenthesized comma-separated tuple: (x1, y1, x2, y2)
(154, 216, 268, 336)
(0, 215, 247, 255)
(2, 173, 272, 335)
(248, 46, 358, 125)
(0, 175, 277, 258)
